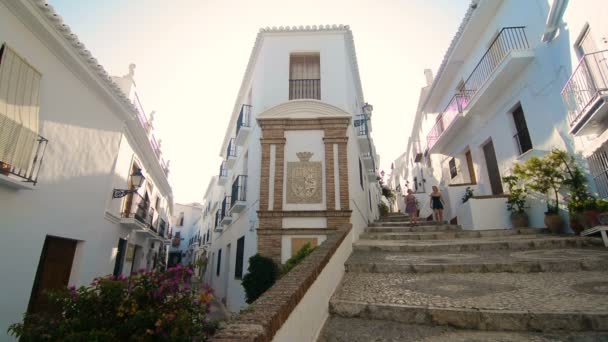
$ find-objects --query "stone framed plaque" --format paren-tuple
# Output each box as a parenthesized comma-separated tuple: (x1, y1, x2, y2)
(287, 152, 322, 204)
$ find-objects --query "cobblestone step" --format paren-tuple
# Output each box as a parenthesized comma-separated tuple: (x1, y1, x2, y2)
(329, 271, 608, 332)
(345, 248, 608, 274)
(354, 236, 602, 253)
(367, 224, 457, 233)
(370, 221, 439, 227)
(318, 317, 608, 341)
(361, 228, 547, 240)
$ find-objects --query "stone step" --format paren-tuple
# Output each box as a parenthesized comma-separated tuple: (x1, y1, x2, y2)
(367, 225, 456, 233)
(345, 248, 608, 274)
(353, 236, 602, 253)
(370, 221, 440, 227)
(360, 228, 547, 241)
(318, 317, 608, 341)
(378, 217, 415, 222)
(330, 271, 608, 332)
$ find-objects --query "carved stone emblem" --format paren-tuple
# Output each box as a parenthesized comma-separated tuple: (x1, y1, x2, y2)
(287, 152, 322, 204)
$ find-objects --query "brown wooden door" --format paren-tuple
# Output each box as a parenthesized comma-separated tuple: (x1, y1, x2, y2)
(482, 140, 504, 195)
(28, 236, 77, 314)
(465, 150, 476, 184)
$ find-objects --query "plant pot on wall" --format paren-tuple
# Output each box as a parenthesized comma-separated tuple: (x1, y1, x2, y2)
(510, 212, 529, 228)
(544, 213, 564, 234)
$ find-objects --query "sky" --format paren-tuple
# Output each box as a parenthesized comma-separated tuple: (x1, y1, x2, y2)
(49, 0, 470, 204)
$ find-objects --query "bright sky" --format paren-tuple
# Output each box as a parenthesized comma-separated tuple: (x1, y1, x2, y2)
(49, 0, 470, 204)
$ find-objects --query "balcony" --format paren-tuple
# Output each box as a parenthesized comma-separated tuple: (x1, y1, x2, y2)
(214, 209, 223, 233)
(220, 196, 233, 226)
(225, 138, 237, 168)
(413, 140, 423, 163)
(120, 193, 155, 232)
(218, 161, 228, 185)
(355, 117, 371, 152)
(562, 50, 608, 136)
(361, 152, 374, 169)
(0, 133, 48, 190)
(230, 175, 247, 214)
(235, 104, 253, 146)
(427, 27, 533, 152)
(366, 169, 378, 182)
(289, 79, 320, 100)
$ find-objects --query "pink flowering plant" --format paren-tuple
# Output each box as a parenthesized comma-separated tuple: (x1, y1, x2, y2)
(9, 265, 217, 341)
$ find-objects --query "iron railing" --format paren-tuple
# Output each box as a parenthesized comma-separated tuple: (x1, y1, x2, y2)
(356, 121, 368, 136)
(513, 129, 533, 155)
(236, 104, 252, 137)
(221, 196, 231, 219)
(122, 193, 154, 228)
(561, 50, 608, 128)
(215, 209, 222, 229)
(0, 134, 48, 185)
(426, 27, 529, 150)
(219, 161, 227, 177)
(231, 175, 247, 208)
(226, 138, 237, 158)
(159, 219, 167, 237)
(289, 79, 321, 100)
(133, 92, 170, 176)
(461, 26, 529, 94)
(426, 93, 471, 149)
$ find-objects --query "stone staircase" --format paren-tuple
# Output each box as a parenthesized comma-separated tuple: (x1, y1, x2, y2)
(318, 213, 608, 341)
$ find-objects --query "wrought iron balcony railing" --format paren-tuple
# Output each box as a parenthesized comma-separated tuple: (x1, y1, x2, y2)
(426, 27, 529, 150)
(215, 208, 222, 229)
(0, 134, 48, 185)
(561, 50, 608, 128)
(236, 104, 252, 137)
(221, 196, 231, 219)
(513, 129, 533, 155)
(122, 193, 154, 228)
(219, 161, 227, 177)
(226, 138, 237, 158)
(289, 79, 321, 100)
(231, 175, 247, 208)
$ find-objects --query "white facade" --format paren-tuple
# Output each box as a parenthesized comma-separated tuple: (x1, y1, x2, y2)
(169, 202, 204, 267)
(0, 0, 173, 336)
(397, 0, 607, 231)
(203, 26, 381, 312)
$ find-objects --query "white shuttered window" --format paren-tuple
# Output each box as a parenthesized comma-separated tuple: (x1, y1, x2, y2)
(0, 44, 42, 172)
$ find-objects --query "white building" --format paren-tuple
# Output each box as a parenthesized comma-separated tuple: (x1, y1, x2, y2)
(0, 0, 173, 335)
(398, 0, 606, 230)
(545, 0, 608, 198)
(202, 25, 382, 311)
(169, 202, 204, 267)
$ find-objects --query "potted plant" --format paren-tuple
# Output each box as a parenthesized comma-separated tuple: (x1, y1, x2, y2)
(502, 175, 528, 228)
(513, 151, 565, 233)
(461, 187, 474, 204)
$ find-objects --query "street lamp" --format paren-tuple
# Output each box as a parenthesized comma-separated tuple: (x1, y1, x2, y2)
(112, 168, 145, 199)
(362, 102, 373, 116)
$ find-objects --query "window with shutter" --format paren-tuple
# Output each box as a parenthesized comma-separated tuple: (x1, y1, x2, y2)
(0, 44, 42, 174)
(234, 236, 245, 279)
(289, 53, 320, 100)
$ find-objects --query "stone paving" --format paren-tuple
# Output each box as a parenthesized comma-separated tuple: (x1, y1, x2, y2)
(318, 214, 608, 339)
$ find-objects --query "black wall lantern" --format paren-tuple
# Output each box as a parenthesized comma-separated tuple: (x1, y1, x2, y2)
(112, 168, 145, 199)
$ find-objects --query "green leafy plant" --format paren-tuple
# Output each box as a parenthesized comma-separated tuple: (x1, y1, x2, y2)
(241, 254, 279, 304)
(8, 265, 216, 341)
(502, 175, 527, 213)
(378, 202, 389, 216)
(461, 187, 474, 203)
(381, 186, 395, 200)
(513, 150, 565, 214)
(282, 243, 316, 276)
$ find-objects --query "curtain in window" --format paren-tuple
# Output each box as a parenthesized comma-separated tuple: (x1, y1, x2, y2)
(0, 44, 41, 172)
(289, 54, 320, 80)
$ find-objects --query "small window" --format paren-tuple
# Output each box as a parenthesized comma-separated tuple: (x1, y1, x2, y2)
(216, 248, 222, 277)
(178, 212, 184, 226)
(449, 158, 458, 179)
(155, 197, 161, 211)
(235, 236, 245, 279)
(358, 159, 364, 190)
(289, 53, 320, 100)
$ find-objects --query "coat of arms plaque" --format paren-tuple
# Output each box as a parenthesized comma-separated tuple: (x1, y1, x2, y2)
(286, 152, 322, 204)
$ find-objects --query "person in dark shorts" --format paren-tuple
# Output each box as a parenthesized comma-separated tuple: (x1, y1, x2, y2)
(430, 186, 445, 224)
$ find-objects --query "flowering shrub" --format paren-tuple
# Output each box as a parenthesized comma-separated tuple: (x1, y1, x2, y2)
(8, 265, 217, 341)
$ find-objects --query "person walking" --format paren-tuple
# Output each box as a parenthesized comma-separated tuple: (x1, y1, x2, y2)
(430, 186, 445, 224)
(404, 189, 418, 226)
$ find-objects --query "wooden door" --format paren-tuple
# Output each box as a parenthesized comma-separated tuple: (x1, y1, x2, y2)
(465, 150, 476, 184)
(482, 140, 503, 195)
(28, 236, 77, 314)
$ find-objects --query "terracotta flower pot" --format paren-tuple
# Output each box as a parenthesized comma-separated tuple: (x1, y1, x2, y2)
(569, 212, 586, 235)
(510, 212, 529, 228)
(544, 213, 564, 234)
(583, 210, 600, 228)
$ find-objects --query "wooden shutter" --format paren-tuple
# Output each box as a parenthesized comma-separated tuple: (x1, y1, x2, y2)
(0, 44, 42, 171)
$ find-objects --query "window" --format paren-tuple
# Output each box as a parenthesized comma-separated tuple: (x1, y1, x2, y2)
(235, 236, 245, 279)
(0, 44, 43, 180)
(413, 176, 419, 192)
(358, 159, 364, 190)
(289, 53, 320, 100)
(449, 158, 458, 179)
(216, 248, 222, 277)
(155, 197, 161, 211)
(511, 104, 532, 155)
(588, 143, 608, 198)
(177, 212, 184, 226)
